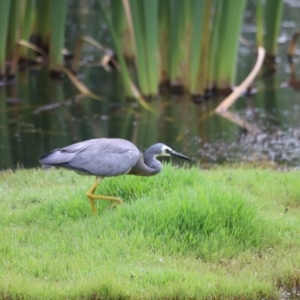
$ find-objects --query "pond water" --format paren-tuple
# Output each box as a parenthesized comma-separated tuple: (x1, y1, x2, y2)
(1, 0, 300, 170)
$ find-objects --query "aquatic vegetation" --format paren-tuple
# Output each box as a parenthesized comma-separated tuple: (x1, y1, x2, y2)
(0, 0, 285, 98)
(100, 0, 248, 96)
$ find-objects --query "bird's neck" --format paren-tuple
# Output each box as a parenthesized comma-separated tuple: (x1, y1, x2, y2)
(143, 152, 162, 175)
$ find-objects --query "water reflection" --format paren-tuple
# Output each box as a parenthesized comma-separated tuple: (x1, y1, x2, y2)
(0, 70, 225, 169)
(0, 87, 13, 169)
(1, 62, 300, 170)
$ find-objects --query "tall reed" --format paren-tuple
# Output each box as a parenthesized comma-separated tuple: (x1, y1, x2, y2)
(19, 0, 35, 61)
(142, 0, 159, 95)
(6, 0, 21, 63)
(208, 0, 223, 91)
(263, 0, 283, 58)
(0, 0, 11, 77)
(98, 0, 136, 98)
(35, 0, 50, 51)
(49, 0, 67, 74)
(111, 0, 134, 60)
(189, 0, 206, 95)
(124, 0, 159, 96)
(215, 0, 247, 89)
(256, 0, 263, 47)
(167, 0, 190, 89)
(195, 0, 211, 95)
(111, 0, 248, 96)
(0, 0, 285, 98)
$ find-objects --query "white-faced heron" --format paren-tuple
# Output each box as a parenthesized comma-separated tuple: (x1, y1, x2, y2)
(39, 138, 191, 214)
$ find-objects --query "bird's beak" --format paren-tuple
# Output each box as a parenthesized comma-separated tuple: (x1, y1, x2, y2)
(169, 150, 191, 161)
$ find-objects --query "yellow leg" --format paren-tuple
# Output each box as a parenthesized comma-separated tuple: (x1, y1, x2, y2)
(86, 176, 123, 214)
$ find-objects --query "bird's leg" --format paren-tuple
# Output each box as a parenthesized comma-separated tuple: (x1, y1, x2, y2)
(86, 176, 123, 214)
(86, 177, 101, 214)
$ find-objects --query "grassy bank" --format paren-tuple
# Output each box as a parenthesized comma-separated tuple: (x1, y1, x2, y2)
(1, 164, 300, 299)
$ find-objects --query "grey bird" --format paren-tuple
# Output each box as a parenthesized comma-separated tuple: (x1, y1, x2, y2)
(39, 138, 191, 214)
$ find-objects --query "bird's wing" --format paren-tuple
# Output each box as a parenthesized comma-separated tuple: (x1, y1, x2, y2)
(39, 140, 94, 165)
(68, 139, 141, 176)
(40, 138, 141, 177)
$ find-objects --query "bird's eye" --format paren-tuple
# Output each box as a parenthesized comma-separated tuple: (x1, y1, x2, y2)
(165, 148, 171, 154)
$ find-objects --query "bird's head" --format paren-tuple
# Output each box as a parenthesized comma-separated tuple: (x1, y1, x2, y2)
(153, 143, 191, 161)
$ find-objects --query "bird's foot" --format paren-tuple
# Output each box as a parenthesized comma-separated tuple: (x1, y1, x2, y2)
(110, 198, 123, 209)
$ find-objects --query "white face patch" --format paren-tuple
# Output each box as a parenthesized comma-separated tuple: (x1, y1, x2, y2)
(160, 145, 173, 157)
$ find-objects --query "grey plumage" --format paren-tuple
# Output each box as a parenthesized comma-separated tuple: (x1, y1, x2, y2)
(39, 138, 191, 213)
(40, 138, 141, 176)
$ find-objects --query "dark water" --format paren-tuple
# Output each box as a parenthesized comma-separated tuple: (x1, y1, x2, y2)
(1, 1, 300, 170)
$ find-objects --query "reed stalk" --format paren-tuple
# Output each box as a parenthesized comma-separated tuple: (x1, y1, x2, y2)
(142, 0, 158, 95)
(127, 0, 150, 95)
(35, 0, 50, 51)
(197, 0, 212, 94)
(168, 0, 188, 87)
(263, 0, 283, 58)
(216, 0, 246, 89)
(98, 0, 154, 107)
(111, 0, 133, 61)
(189, 0, 206, 94)
(19, 0, 35, 61)
(49, 0, 67, 74)
(158, 0, 170, 84)
(0, 0, 11, 77)
(124, 0, 159, 96)
(208, 0, 223, 90)
(256, 0, 263, 47)
(178, 0, 193, 89)
(98, 0, 137, 98)
(6, 0, 21, 62)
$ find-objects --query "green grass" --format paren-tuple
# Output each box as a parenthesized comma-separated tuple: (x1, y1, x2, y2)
(1, 164, 300, 299)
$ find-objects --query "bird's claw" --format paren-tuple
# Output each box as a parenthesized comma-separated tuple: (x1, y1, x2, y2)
(110, 198, 123, 209)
